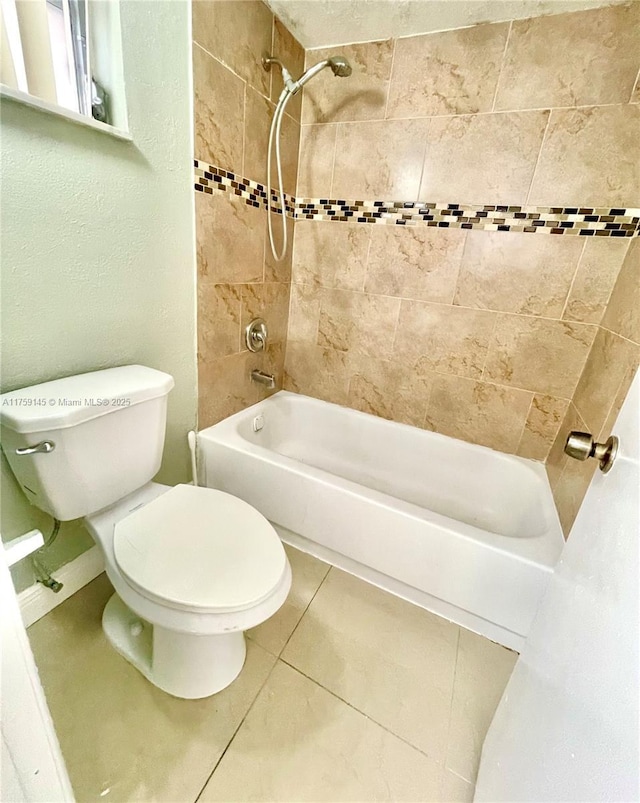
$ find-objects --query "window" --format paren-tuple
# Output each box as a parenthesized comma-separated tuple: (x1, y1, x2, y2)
(1, 0, 114, 126)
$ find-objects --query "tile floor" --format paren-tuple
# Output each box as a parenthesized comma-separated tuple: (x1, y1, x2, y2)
(28, 545, 517, 803)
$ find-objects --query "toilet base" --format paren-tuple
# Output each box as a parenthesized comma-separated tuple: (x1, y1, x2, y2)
(102, 593, 247, 699)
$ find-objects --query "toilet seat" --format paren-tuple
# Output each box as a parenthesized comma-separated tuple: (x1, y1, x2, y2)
(113, 484, 287, 615)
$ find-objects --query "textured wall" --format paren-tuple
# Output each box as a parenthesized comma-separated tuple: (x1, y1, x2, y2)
(193, 0, 303, 427)
(0, 1, 197, 590)
(265, 0, 629, 49)
(286, 2, 639, 514)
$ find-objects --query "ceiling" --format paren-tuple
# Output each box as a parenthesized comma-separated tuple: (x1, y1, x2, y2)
(264, 0, 625, 49)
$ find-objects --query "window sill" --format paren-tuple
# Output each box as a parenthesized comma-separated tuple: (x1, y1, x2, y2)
(0, 85, 132, 142)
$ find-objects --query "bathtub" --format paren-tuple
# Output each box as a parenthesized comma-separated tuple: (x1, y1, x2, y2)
(198, 391, 565, 651)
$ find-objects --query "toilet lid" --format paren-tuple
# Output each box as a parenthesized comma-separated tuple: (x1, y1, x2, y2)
(113, 484, 287, 613)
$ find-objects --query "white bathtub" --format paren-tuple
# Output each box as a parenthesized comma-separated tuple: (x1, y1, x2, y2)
(198, 391, 564, 650)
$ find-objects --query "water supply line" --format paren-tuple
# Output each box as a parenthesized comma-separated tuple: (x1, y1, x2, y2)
(263, 54, 352, 262)
(31, 517, 64, 592)
(266, 87, 294, 262)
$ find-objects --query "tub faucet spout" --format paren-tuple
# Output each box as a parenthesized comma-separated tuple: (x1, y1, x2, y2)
(251, 369, 275, 389)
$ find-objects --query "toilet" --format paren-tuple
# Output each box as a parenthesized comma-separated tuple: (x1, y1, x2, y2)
(0, 365, 291, 699)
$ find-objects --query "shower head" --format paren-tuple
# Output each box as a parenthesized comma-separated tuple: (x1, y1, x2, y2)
(295, 56, 352, 91)
(327, 56, 353, 78)
(263, 54, 353, 96)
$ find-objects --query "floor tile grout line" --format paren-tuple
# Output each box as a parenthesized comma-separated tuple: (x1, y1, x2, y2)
(193, 560, 332, 800)
(442, 627, 464, 780)
(278, 655, 451, 768)
(276, 558, 332, 658)
(193, 657, 280, 803)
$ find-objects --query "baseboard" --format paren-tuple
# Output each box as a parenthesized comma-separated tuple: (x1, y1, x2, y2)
(18, 546, 105, 628)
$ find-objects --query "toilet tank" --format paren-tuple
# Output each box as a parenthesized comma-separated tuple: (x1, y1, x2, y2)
(0, 366, 175, 521)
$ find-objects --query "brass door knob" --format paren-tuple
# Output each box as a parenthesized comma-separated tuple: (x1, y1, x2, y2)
(564, 431, 618, 474)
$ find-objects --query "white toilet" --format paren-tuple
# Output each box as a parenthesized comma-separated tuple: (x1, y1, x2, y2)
(0, 365, 291, 699)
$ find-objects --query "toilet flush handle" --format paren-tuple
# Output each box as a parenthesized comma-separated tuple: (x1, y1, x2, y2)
(15, 440, 56, 455)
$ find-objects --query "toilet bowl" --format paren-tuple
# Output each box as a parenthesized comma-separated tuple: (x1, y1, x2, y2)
(0, 365, 291, 699)
(86, 482, 292, 699)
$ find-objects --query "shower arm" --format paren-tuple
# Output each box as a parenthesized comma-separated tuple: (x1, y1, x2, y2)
(262, 56, 296, 94)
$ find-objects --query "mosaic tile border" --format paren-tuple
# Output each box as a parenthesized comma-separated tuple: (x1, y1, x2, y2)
(195, 160, 640, 238)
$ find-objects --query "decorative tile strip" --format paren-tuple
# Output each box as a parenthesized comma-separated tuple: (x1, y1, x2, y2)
(194, 160, 295, 216)
(194, 160, 640, 238)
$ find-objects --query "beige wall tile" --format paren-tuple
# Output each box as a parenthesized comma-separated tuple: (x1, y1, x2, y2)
(424, 374, 533, 453)
(454, 231, 583, 317)
(196, 192, 264, 284)
(365, 226, 466, 303)
(563, 238, 628, 325)
(394, 301, 496, 379)
(317, 288, 401, 358)
(302, 40, 393, 124)
(495, 4, 640, 111)
(601, 238, 639, 343)
(545, 402, 588, 492)
(545, 330, 638, 537)
(347, 354, 432, 427)
(257, 340, 286, 399)
(387, 22, 509, 118)
(241, 282, 290, 345)
(245, 89, 299, 193)
(198, 351, 259, 428)
(198, 283, 241, 360)
(632, 73, 640, 103)
(296, 123, 337, 197)
(598, 363, 640, 443)
(293, 220, 371, 290)
(278, 111, 300, 197)
(271, 18, 305, 121)
(243, 87, 271, 187)
(420, 111, 549, 205)
(517, 394, 569, 462)
(552, 455, 598, 537)
(332, 119, 429, 200)
(484, 315, 596, 397)
(284, 342, 350, 404)
(572, 327, 640, 434)
(528, 105, 640, 207)
(192, 0, 272, 97)
(193, 45, 244, 170)
(446, 629, 517, 782)
(264, 214, 294, 284)
(288, 283, 321, 345)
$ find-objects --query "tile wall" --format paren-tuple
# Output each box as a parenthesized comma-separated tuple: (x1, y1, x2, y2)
(192, 0, 303, 427)
(193, 1, 639, 536)
(285, 2, 640, 533)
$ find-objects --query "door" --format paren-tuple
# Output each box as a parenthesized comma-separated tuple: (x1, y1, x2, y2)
(476, 369, 639, 802)
(1, 535, 74, 802)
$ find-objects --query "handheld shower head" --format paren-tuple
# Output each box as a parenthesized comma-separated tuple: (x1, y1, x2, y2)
(290, 55, 352, 93)
(327, 56, 352, 77)
(263, 53, 352, 95)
